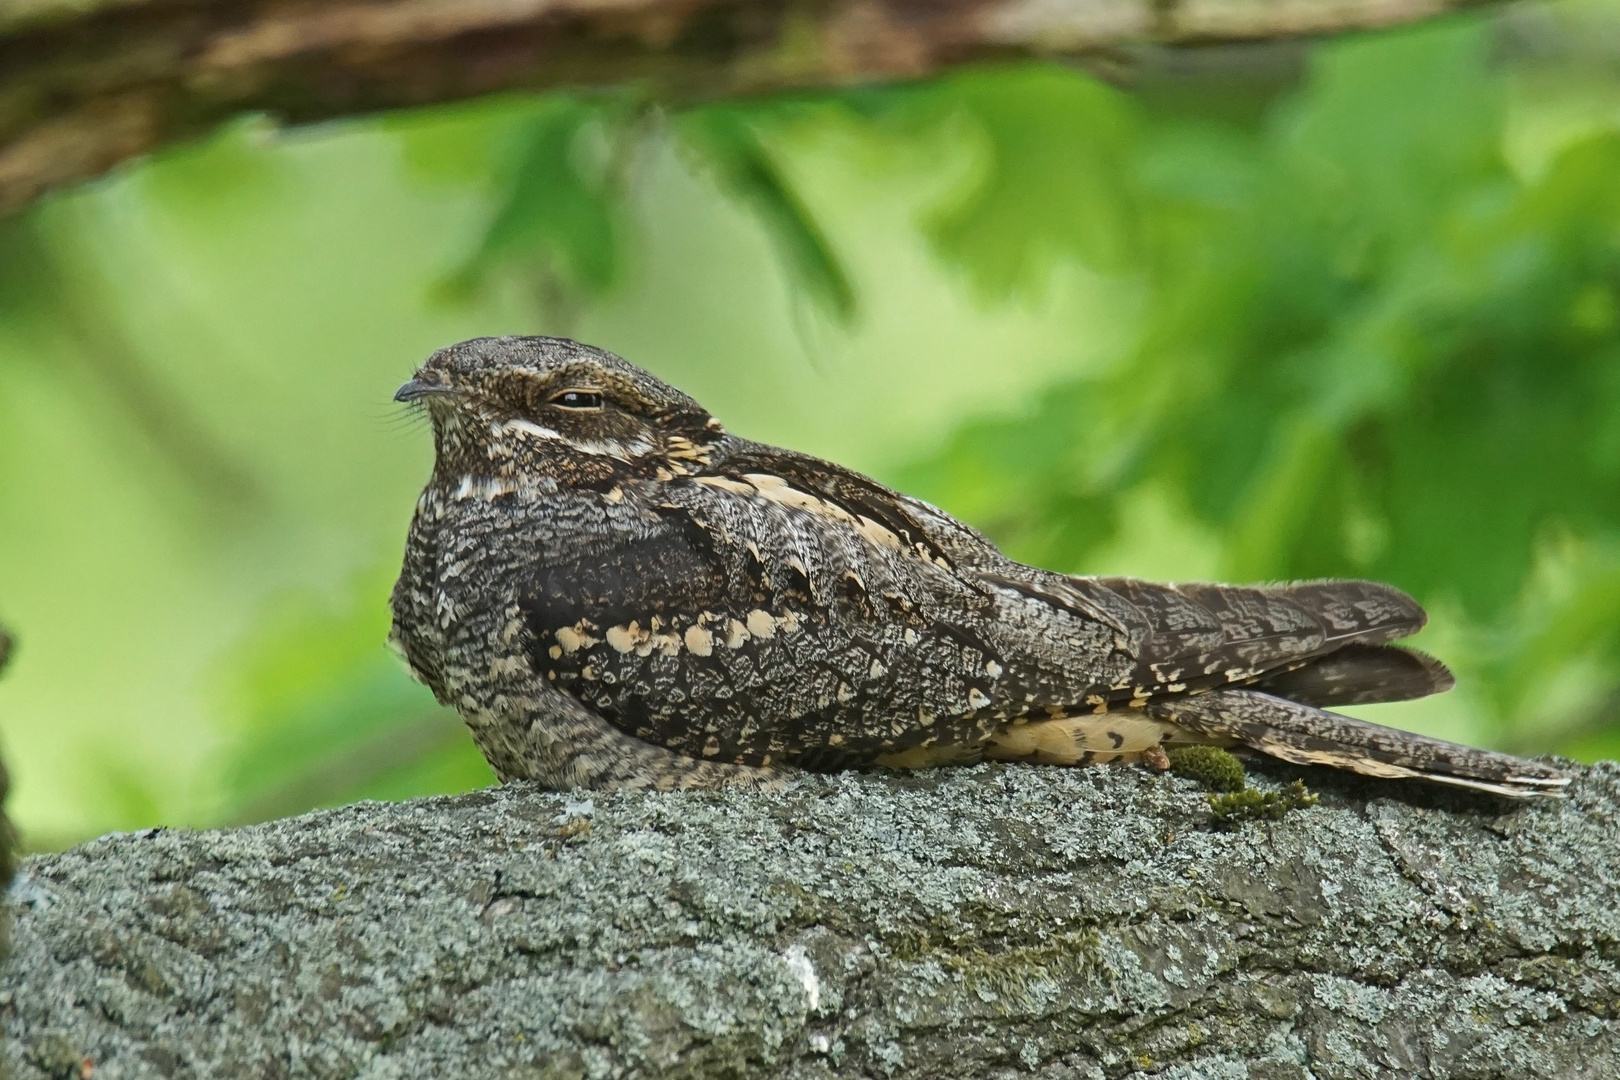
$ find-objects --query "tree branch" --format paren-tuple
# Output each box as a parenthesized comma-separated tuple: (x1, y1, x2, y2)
(5, 759, 1618, 1077)
(2, 0, 1490, 214)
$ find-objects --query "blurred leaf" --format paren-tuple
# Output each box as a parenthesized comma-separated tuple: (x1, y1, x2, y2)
(212, 565, 491, 824)
(389, 95, 551, 189)
(676, 105, 857, 324)
(924, 65, 1140, 300)
(444, 96, 628, 302)
(903, 18, 1620, 755)
(0, 212, 264, 511)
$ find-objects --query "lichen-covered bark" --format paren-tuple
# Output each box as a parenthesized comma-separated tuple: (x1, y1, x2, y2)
(5, 759, 1619, 1079)
(0, 0, 1491, 215)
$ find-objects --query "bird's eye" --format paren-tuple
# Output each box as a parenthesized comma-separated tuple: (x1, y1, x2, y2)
(550, 390, 604, 410)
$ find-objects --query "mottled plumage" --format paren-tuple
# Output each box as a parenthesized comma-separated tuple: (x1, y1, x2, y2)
(390, 336, 1568, 798)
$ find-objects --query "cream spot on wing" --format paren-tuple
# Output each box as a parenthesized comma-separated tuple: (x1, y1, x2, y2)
(743, 473, 830, 516)
(918, 708, 936, 727)
(555, 627, 586, 653)
(985, 660, 1003, 678)
(903, 628, 920, 646)
(725, 619, 749, 649)
(604, 485, 624, 504)
(968, 688, 991, 710)
(684, 625, 714, 657)
(606, 625, 637, 653)
(853, 515, 902, 549)
(548, 645, 562, 660)
(746, 609, 777, 639)
(490, 655, 529, 677)
(869, 659, 887, 679)
(777, 610, 801, 633)
(711, 472, 914, 556)
(654, 633, 681, 656)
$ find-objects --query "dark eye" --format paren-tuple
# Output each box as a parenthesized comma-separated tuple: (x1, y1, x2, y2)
(550, 390, 604, 410)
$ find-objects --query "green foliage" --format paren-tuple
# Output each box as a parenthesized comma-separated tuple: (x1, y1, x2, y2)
(211, 568, 492, 825)
(897, 18, 1620, 753)
(922, 66, 1140, 299)
(675, 105, 857, 323)
(408, 92, 858, 326)
(438, 96, 630, 304)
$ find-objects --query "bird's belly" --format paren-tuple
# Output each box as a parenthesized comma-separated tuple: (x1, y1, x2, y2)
(979, 711, 1229, 767)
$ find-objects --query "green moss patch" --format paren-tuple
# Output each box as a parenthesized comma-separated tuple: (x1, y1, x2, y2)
(1167, 746, 1247, 792)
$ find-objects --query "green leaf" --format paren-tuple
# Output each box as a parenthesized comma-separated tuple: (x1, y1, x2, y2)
(444, 96, 627, 300)
(923, 65, 1140, 300)
(210, 566, 490, 824)
(676, 105, 857, 324)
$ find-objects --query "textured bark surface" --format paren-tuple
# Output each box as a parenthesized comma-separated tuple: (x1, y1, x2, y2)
(4, 758, 1619, 1079)
(1, 0, 1491, 215)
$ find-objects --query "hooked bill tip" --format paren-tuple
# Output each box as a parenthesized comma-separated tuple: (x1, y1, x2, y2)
(394, 379, 448, 403)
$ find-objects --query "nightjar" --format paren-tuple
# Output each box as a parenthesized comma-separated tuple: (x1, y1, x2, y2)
(389, 336, 1568, 798)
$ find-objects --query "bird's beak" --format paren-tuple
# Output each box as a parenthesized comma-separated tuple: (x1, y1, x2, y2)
(394, 379, 452, 403)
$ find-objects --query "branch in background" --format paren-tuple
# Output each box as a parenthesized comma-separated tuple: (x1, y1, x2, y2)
(0, 0, 1491, 215)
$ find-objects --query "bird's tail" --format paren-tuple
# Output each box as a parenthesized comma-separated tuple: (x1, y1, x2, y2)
(1146, 688, 1570, 799)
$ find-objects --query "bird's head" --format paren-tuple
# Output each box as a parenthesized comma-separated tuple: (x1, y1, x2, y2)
(396, 336, 723, 489)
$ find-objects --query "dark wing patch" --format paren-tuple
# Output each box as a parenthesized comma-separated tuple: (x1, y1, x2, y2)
(1147, 688, 1568, 798)
(1249, 644, 1453, 707)
(522, 527, 726, 637)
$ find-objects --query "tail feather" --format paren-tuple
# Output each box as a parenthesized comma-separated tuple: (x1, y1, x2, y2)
(1249, 643, 1454, 707)
(1081, 578, 1436, 708)
(1147, 688, 1569, 799)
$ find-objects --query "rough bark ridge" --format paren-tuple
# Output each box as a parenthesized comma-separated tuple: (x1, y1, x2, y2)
(4, 760, 1619, 1079)
(1, 0, 1490, 215)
